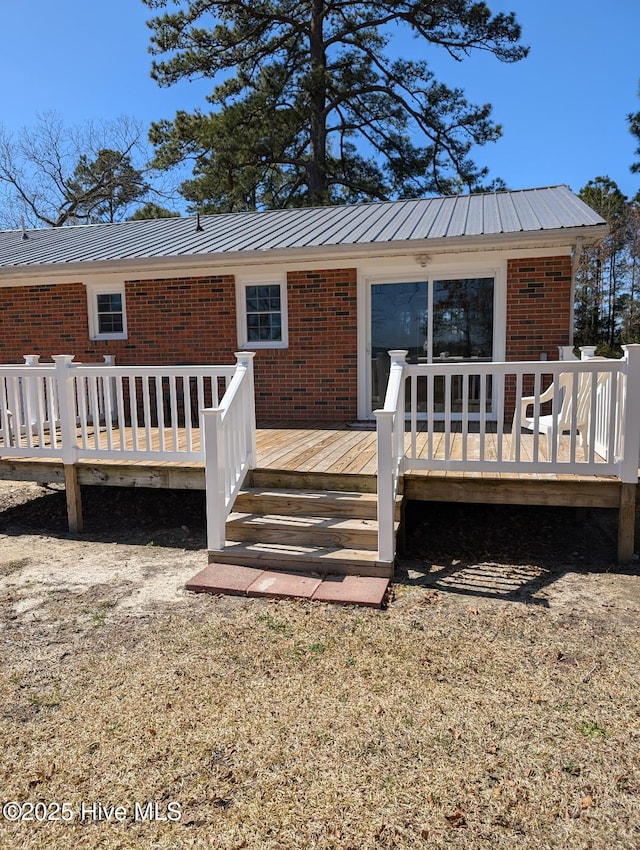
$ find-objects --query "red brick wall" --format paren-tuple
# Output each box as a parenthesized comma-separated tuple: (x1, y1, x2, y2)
(0, 283, 89, 358)
(504, 256, 573, 418)
(122, 275, 237, 364)
(254, 268, 358, 423)
(0, 269, 359, 424)
(0, 259, 572, 424)
(505, 256, 572, 361)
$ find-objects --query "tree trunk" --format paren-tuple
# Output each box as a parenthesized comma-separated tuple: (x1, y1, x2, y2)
(307, 0, 328, 205)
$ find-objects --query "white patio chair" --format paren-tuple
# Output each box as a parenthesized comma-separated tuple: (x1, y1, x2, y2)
(511, 365, 605, 460)
(0, 404, 15, 448)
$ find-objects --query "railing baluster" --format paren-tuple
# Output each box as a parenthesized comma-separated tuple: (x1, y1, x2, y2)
(142, 376, 152, 452)
(102, 375, 114, 451)
(567, 372, 578, 462)
(184, 376, 193, 451)
(89, 376, 102, 450)
(155, 376, 166, 453)
(129, 376, 140, 452)
(76, 375, 89, 450)
(479, 373, 486, 462)
(531, 371, 541, 461)
(461, 373, 469, 462)
(113, 375, 125, 452)
(444, 373, 451, 460)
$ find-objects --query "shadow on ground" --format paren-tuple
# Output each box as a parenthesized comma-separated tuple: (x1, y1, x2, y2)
(397, 500, 637, 606)
(0, 484, 207, 549)
(1, 485, 637, 606)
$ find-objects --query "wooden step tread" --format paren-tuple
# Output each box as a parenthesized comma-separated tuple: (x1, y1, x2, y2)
(209, 541, 393, 578)
(234, 488, 402, 519)
(228, 512, 378, 531)
(226, 512, 380, 550)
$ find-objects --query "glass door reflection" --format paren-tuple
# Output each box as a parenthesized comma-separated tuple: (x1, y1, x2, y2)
(371, 281, 427, 409)
(370, 277, 495, 415)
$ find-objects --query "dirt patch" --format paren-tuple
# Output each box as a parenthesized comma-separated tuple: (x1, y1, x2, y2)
(1, 481, 638, 622)
(1, 481, 639, 849)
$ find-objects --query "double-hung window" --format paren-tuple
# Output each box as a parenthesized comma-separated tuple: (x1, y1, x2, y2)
(237, 279, 288, 348)
(86, 282, 127, 340)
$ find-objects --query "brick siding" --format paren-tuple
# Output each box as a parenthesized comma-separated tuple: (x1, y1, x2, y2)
(254, 269, 358, 422)
(505, 256, 572, 360)
(0, 269, 358, 424)
(0, 257, 572, 424)
(504, 256, 573, 417)
(0, 283, 88, 356)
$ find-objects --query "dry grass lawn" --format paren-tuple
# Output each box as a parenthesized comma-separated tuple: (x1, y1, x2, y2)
(0, 484, 639, 849)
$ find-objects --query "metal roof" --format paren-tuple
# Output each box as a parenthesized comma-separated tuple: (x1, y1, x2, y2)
(0, 186, 607, 270)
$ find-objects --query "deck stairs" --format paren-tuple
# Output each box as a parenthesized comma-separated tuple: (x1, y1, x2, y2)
(208, 471, 402, 579)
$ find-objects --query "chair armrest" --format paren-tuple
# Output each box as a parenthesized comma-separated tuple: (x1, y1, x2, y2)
(520, 381, 556, 417)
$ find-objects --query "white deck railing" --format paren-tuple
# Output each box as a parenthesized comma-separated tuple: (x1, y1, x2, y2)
(374, 351, 407, 563)
(203, 352, 257, 551)
(0, 355, 238, 463)
(375, 345, 640, 564)
(0, 352, 257, 552)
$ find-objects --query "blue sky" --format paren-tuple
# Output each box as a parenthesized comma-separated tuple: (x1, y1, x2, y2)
(1, 0, 639, 203)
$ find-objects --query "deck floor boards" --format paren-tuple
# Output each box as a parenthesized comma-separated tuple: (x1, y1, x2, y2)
(0, 424, 622, 496)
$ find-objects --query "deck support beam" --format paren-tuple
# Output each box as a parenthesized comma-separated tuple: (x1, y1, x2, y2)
(617, 482, 636, 566)
(64, 464, 83, 533)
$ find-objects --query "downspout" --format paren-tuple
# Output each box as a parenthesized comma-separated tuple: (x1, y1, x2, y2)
(569, 236, 584, 348)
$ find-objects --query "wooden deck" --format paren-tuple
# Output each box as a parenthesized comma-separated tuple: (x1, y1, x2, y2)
(1, 422, 635, 563)
(0, 423, 625, 506)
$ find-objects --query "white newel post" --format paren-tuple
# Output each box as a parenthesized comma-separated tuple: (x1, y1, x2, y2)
(619, 344, 640, 484)
(389, 350, 407, 469)
(235, 351, 257, 468)
(580, 345, 597, 361)
(52, 355, 82, 532)
(203, 407, 226, 551)
(617, 344, 640, 564)
(558, 345, 578, 361)
(23, 354, 42, 430)
(52, 355, 77, 464)
(375, 409, 395, 563)
(375, 350, 407, 564)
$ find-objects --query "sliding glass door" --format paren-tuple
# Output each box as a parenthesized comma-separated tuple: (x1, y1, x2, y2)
(370, 277, 495, 413)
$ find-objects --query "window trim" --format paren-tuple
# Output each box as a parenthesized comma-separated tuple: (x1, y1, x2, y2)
(86, 281, 128, 341)
(236, 276, 289, 349)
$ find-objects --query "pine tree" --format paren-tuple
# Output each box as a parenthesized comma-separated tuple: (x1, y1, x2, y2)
(143, 0, 527, 211)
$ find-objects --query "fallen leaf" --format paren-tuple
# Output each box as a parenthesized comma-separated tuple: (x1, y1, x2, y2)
(581, 795, 594, 809)
(445, 808, 467, 828)
(421, 590, 440, 605)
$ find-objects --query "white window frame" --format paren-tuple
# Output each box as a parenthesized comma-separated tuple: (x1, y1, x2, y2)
(86, 281, 128, 341)
(236, 276, 289, 349)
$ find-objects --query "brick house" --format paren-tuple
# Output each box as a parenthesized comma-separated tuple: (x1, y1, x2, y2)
(0, 185, 607, 424)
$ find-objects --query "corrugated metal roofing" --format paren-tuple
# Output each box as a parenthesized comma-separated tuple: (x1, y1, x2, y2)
(0, 185, 607, 269)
